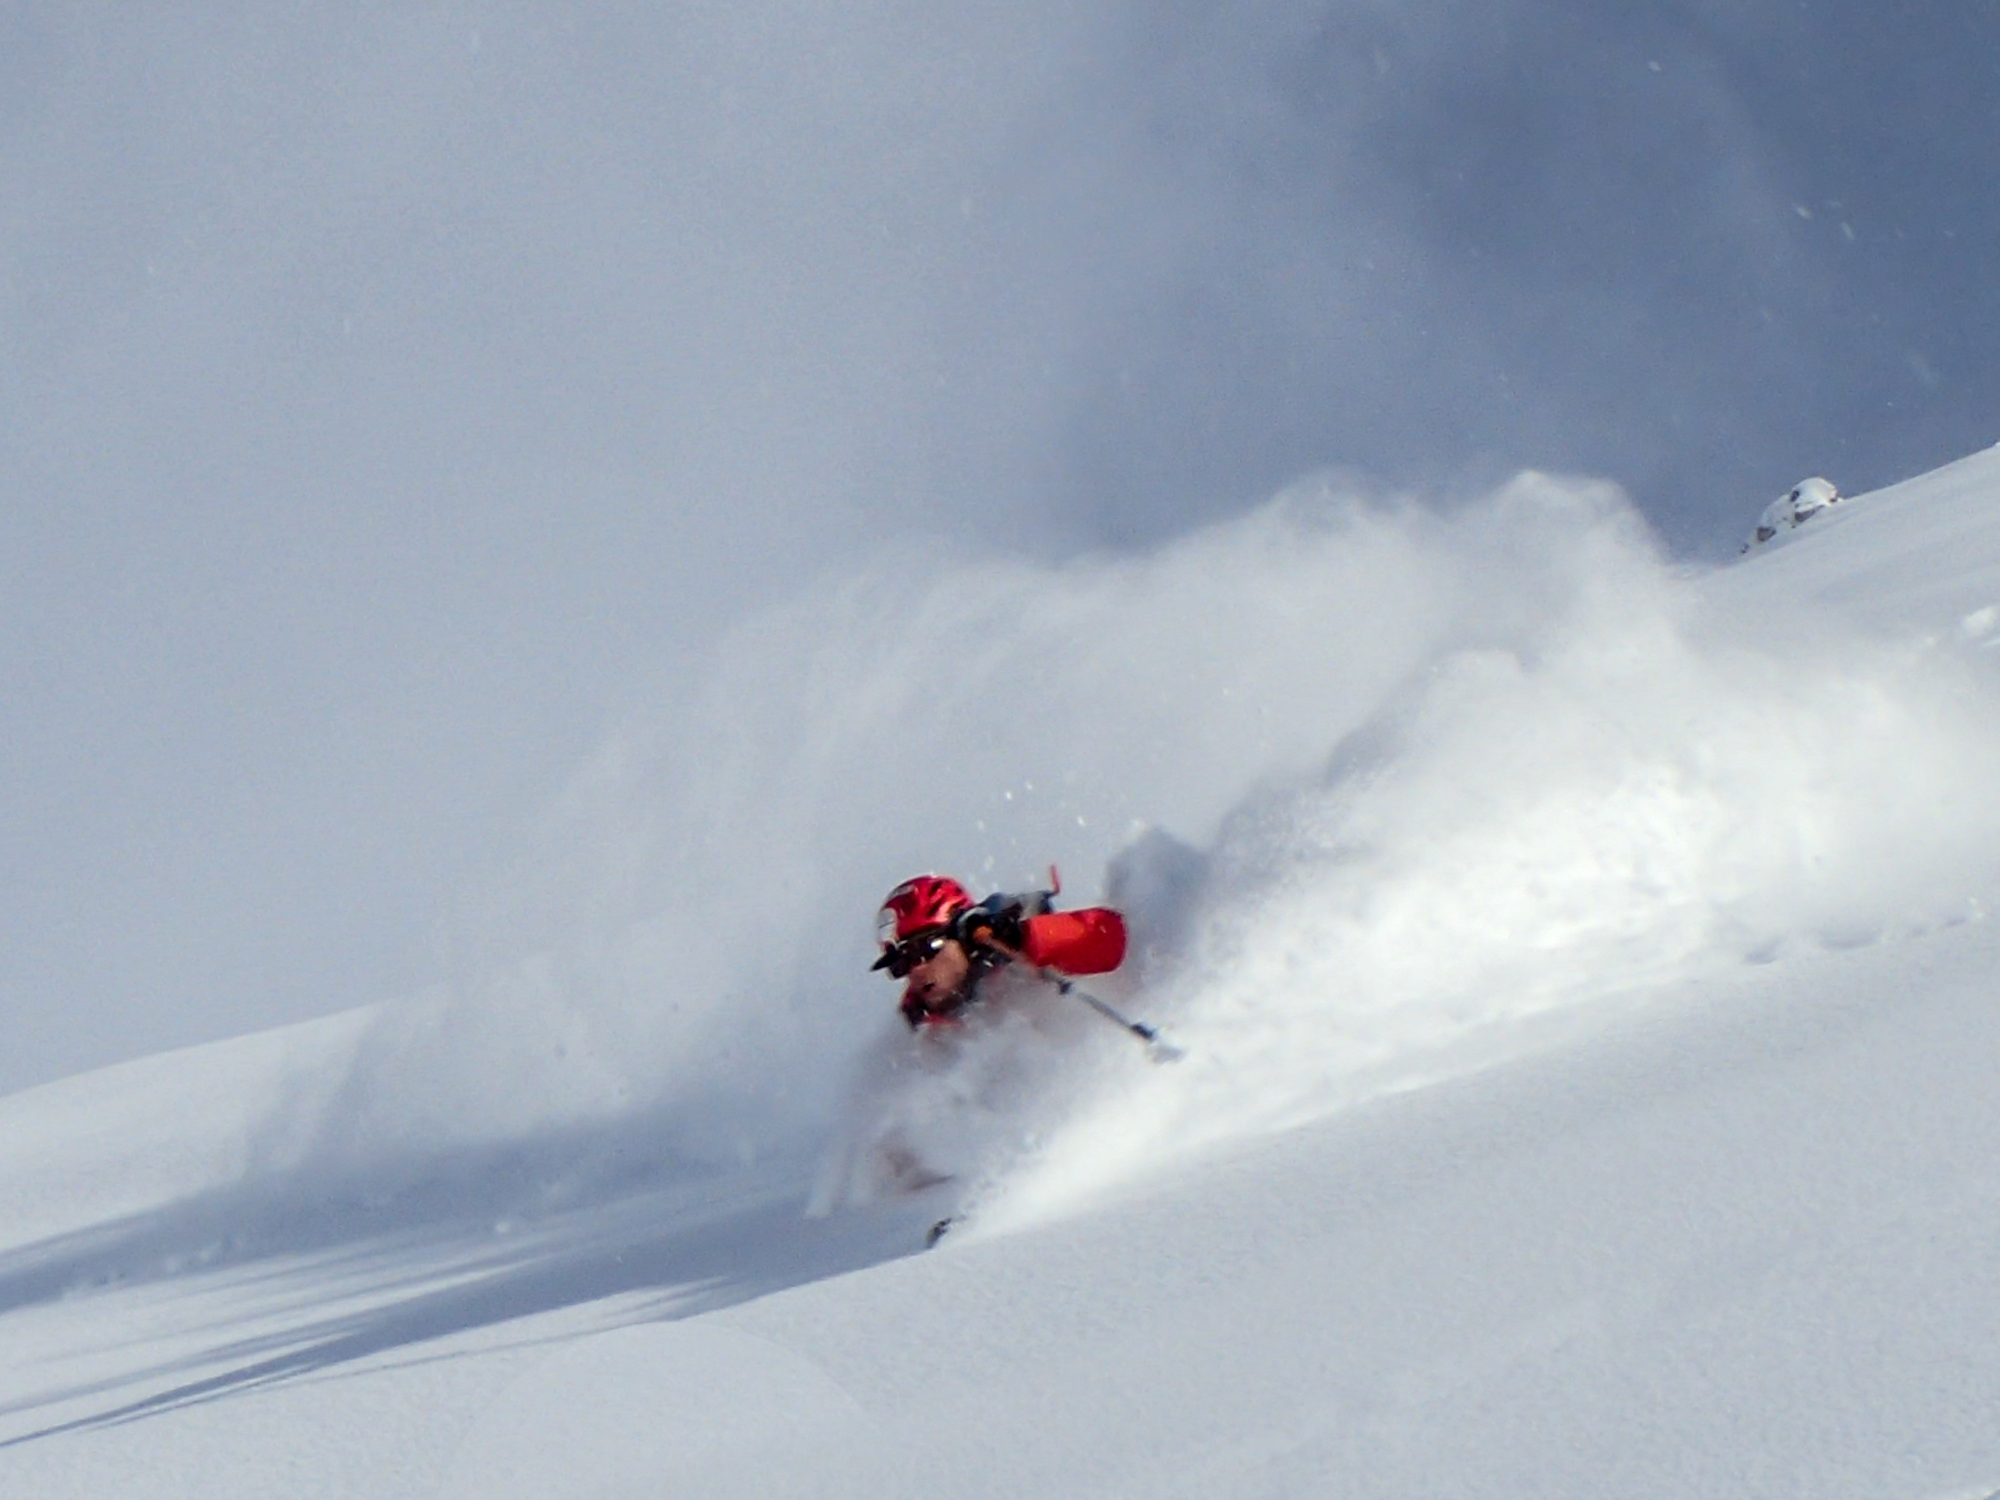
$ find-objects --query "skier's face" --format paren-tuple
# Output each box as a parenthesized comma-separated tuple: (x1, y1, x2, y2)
(903, 937, 972, 1012)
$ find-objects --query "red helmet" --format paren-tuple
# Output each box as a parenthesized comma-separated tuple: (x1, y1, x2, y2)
(873, 874, 972, 955)
(876, 874, 972, 940)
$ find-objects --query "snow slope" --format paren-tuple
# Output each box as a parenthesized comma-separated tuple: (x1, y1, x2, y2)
(4, 447, 2000, 1496)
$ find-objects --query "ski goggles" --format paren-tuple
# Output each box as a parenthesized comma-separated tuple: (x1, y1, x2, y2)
(871, 927, 950, 978)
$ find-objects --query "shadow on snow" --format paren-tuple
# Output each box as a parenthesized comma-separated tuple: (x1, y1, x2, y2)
(0, 1109, 936, 1446)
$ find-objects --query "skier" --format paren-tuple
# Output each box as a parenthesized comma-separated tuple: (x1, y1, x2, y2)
(871, 874, 1128, 1029)
(807, 873, 1148, 1233)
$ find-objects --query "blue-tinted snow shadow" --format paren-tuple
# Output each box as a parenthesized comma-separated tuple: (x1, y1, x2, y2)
(0, 1110, 943, 1445)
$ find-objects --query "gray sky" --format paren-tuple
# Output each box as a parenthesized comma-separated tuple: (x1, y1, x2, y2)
(3, 0, 1996, 1093)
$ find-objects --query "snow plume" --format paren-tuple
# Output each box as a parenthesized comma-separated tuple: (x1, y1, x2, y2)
(276, 471, 1474, 1187)
(984, 497, 2000, 1229)
(276, 471, 2000, 1226)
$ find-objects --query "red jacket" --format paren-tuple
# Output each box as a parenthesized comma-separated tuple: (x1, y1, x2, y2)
(1017, 907, 1127, 975)
(901, 905, 1128, 1028)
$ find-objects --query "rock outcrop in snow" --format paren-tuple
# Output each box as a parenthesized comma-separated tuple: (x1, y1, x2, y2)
(1741, 476, 1842, 552)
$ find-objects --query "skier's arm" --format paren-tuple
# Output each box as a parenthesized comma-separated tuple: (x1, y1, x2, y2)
(1019, 908, 1127, 975)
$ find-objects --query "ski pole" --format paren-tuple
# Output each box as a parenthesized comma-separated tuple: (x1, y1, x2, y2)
(974, 932, 1184, 1063)
(1044, 973, 1185, 1063)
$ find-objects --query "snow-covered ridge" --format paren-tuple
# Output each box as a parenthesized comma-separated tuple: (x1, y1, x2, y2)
(10, 451, 2000, 1246)
(5, 448, 2000, 1495)
(1727, 442, 2000, 643)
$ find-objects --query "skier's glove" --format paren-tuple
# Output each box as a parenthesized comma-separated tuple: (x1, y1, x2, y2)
(951, 899, 1026, 954)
